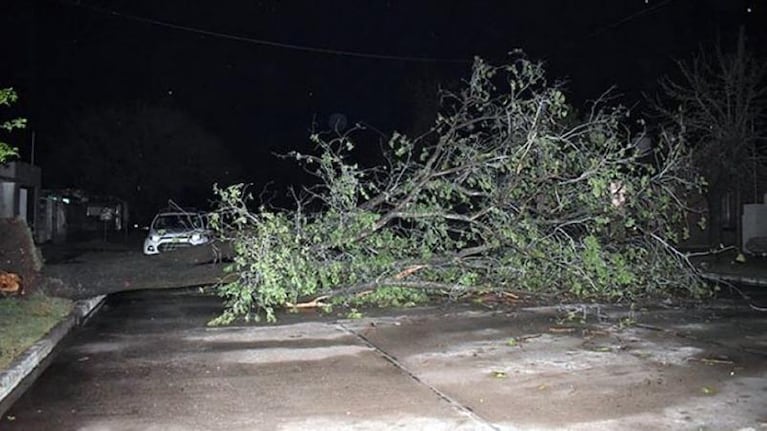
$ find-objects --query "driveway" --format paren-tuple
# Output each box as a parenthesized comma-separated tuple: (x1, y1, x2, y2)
(2, 290, 766, 430)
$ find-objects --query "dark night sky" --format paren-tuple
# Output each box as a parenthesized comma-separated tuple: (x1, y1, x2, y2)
(1, 0, 763, 217)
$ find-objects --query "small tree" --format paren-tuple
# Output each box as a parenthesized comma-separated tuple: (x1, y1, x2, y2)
(656, 31, 767, 245)
(212, 55, 708, 323)
(0, 88, 25, 163)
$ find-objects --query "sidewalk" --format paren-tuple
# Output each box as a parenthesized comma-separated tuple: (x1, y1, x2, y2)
(694, 251, 767, 287)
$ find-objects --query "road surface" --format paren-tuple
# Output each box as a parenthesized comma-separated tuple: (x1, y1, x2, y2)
(2, 289, 766, 430)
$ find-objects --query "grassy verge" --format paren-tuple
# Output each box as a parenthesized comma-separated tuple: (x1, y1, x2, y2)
(0, 294, 73, 369)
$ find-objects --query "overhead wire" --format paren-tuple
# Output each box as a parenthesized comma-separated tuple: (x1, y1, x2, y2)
(62, 0, 678, 63)
(581, 0, 676, 41)
(59, 1, 472, 64)
(552, 0, 677, 54)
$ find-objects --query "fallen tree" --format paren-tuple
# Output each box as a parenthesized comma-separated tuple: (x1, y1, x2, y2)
(211, 55, 710, 323)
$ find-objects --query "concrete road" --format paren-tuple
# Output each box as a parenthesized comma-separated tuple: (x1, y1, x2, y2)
(2, 290, 767, 430)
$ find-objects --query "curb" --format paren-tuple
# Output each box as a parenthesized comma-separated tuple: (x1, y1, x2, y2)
(701, 272, 767, 287)
(0, 295, 106, 417)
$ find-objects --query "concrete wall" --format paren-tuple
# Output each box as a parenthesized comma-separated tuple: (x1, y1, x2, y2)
(742, 196, 767, 255)
(0, 182, 15, 218)
(0, 161, 41, 228)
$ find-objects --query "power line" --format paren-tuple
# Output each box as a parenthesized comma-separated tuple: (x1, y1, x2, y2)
(62, 1, 679, 64)
(551, 0, 677, 55)
(61, 1, 472, 64)
(582, 0, 676, 41)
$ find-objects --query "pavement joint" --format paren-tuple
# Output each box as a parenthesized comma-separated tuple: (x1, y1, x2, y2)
(335, 321, 502, 431)
(701, 272, 767, 288)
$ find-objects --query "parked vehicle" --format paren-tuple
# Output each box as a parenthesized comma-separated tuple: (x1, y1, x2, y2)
(143, 211, 210, 255)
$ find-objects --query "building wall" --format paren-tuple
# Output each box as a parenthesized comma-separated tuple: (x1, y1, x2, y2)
(0, 161, 41, 228)
(679, 178, 767, 252)
(0, 182, 16, 218)
(742, 196, 767, 255)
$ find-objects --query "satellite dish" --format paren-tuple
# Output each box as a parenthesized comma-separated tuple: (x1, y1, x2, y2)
(328, 113, 348, 132)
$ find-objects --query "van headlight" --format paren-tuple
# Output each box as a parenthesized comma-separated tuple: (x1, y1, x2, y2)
(151, 234, 160, 242)
(192, 233, 201, 242)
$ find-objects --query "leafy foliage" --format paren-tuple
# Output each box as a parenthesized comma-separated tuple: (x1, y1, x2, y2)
(211, 55, 709, 323)
(336, 287, 429, 309)
(0, 88, 25, 163)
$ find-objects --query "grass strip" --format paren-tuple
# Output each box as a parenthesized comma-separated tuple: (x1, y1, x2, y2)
(0, 294, 73, 369)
